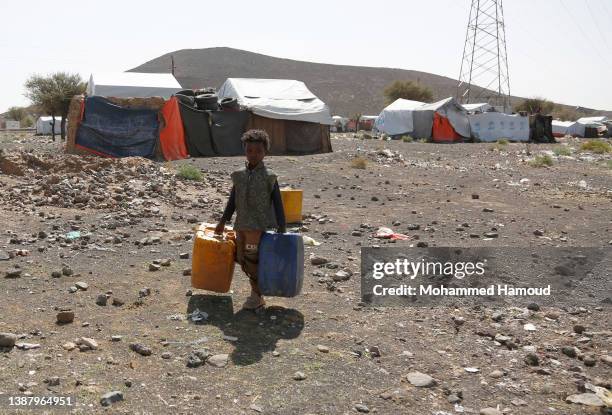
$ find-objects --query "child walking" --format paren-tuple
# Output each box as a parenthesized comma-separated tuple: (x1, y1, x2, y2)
(215, 129, 286, 310)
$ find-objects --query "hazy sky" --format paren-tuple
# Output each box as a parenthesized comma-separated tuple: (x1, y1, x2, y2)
(1, 0, 610, 113)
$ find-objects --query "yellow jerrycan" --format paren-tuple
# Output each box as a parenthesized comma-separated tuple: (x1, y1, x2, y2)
(280, 188, 303, 224)
(191, 223, 236, 292)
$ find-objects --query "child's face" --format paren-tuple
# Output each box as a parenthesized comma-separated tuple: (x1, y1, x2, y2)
(245, 142, 266, 166)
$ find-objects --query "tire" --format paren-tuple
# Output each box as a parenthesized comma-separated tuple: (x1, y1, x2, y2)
(195, 94, 219, 110)
(175, 94, 195, 106)
(176, 89, 195, 97)
(220, 97, 239, 110)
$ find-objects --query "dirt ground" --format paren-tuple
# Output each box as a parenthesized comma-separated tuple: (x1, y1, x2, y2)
(0, 132, 610, 415)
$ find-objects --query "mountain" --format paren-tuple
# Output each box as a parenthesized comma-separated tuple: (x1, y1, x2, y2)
(130, 47, 610, 118)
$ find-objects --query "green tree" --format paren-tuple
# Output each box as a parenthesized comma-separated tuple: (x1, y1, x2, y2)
(6, 106, 27, 122)
(24, 72, 85, 140)
(514, 97, 555, 115)
(383, 80, 433, 105)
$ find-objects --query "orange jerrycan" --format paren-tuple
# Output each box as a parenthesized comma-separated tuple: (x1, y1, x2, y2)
(191, 223, 236, 292)
(280, 188, 303, 224)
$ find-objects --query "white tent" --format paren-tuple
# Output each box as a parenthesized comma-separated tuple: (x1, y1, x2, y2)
(552, 120, 585, 137)
(87, 72, 182, 98)
(462, 102, 493, 113)
(217, 78, 333, 124)
(469, 113, 530, 142)
(577, 116, 607, 124)
(35, 116, 62, 135)
(374, 98, 425, 136)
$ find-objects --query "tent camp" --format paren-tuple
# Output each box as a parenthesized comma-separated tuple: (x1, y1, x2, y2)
(87, 72, 182, 99)
(36, 116, 62, 135)
(577, 116, 608, 124)
(332, 115, 349, 132)
(469, 113, 529, 142)
(218, 78, 333, 155)
(412, 97, 471, 142)
(552, 120, 586, 137)
(374, 99, 425, 136)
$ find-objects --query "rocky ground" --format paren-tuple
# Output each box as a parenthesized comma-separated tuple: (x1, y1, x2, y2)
(0, 131, 610, 415)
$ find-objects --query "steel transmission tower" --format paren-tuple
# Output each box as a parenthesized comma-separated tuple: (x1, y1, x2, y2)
(457, 0, 511, 112)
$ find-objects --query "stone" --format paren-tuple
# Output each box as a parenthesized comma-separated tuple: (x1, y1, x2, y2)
(95, 294, 107, 306)
(317, 345, 330, 353)
(250, 403, 264, 413)
(161, 352, 173, 360)
(525, 353, 539, 366)
(293, 371, 307, 381)
(600, 355, 612, 366)
(369, 345, 381, 357)
(489, 370, 504, 379)
(573, 324, 586, 334)
(62, 266, 73, 276)
(0, 332, 17, 348)
(129, 343, 152, 356)
(5, 268, 22, 278)
(76, 337, 98, 350)
(112, 297, 124, 307)
(100, 391, 124, 407)
(483, 232, 498, 238)
(207, 354, 228, 368)
(332, 270, 351, 282)
(479, 408, 502, 415)
(62, 342, 76, 351)
(565, 393, 604, 407)
(447, 394, 462, 404)
(482, 207, 494, 212)
(406, 371, 436, 387)
(149, 263, 160, 272)
(179, 252, 189, 259)
(111, 335, 122, 342)
(56, 311, 75, 324)
(583, 356, 597, 367)
(46, 376, 60, 387)
(533, 229, 545, 236)
(310, 256, 329, 266)
(139, 287, 151, 298)
(562, 346, 577, 358)
(545, 311, 560, 320)
(160, 258, 171, 267)
(527, 302, 540, 311)
(523, 323, 537, 331)
(183, 268, 192, 276)
(355, 403, 370, 413)
(75, 282, 88, 291)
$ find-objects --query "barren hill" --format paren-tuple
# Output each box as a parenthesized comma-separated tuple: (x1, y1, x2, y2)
(130, 47, 610, 117)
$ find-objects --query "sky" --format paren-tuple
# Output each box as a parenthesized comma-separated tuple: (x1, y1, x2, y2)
(1, 0, 611, 113)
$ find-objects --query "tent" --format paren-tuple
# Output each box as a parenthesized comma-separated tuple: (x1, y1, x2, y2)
(36, 116, 62, 135)
(218, 78, 333, 124)
(412, 97, 471, 142)
(462, 103, 493, 113)
(469, 113, 530, 142)
(87, 72, 182, 99)
(552, 120, 586, 138)
(577, 116, 608, 124)
(374, 99, 425, 136)
(218, 78, 333, 155)
(332, 115, 349, 132)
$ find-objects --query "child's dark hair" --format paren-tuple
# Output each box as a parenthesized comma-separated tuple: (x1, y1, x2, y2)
(241, 129, 270, 151)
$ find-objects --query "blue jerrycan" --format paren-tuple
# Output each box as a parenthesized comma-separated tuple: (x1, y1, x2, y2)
(258, 232, 304, 297)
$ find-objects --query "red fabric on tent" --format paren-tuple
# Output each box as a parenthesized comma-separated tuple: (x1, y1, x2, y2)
(159, 97, 188, 160)
(432, 112, 462, 143)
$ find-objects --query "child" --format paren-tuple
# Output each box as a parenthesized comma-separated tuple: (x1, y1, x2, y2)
(215, 129, 286, 310)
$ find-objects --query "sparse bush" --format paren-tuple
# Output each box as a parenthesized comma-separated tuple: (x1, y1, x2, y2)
(529, 154, 554, 167)
(384, 80, 433, 105)
(350, 156, 367, 169)
(497, 138, 509, 145)
(514, 97, 555, 115)
(580, 140, 611, 154)
(490, 140, 509, 152)
(553, 146, 572, 156)
(401, 135, 413, 142)
(417, 138, 428, 143)
(177, 164, 203, 181)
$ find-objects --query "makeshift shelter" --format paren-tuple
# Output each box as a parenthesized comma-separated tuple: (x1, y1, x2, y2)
(577, 116, 608, 124)
(358, 115, 378, 131)
(218, 78, 333, 155)
(35, 116, 62, 135)
(469, 113, 529, 142)
(462, 103, 493, 113)
(87, 72, 182, 99)
(332, 115, 349, 132)
(412, 97, 471, 142)
(74, 96, 159, 158)
(552, 120, 586, 138)
(529, 115, 555, 143)
(374, 99, 425, 136)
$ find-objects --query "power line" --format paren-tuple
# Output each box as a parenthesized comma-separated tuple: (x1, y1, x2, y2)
(584, 0, 611, 52)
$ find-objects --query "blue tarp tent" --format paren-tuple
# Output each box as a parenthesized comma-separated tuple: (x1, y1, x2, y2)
(75, 96, 159, 158)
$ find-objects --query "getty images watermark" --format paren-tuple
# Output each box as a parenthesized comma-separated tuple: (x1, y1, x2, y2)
(361, 247, 611, 307)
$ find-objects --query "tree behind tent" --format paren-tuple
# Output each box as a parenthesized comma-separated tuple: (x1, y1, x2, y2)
(383, 80, 433, 105)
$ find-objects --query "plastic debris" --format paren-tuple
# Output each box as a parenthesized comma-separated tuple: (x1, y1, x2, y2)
(374, 227, 410, 240)
(65, 231, 81, 240)
(189, 309, 209, 323)
(302, 235, 321, 246)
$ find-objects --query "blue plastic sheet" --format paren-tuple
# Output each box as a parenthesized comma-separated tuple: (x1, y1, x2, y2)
(75, 96, 159, 158)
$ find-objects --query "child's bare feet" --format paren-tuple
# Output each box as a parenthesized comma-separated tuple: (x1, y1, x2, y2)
(243, 290, 265, 310)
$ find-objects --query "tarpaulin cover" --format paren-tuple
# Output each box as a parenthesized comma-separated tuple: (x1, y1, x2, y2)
(159, 97, 188, 160)
(87, 72, 182, 99)
(374, 98, 425, 136)
(210, 111, 249, 156)
(469, 113, 530, 142)
(432, 113, 462, 142)
(75, 96, 159, 158)
(413, 97, 471, 139)
(178, 102, 216, 157)
(286, 121, 324, 154)
(218, 78, 333, 124)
